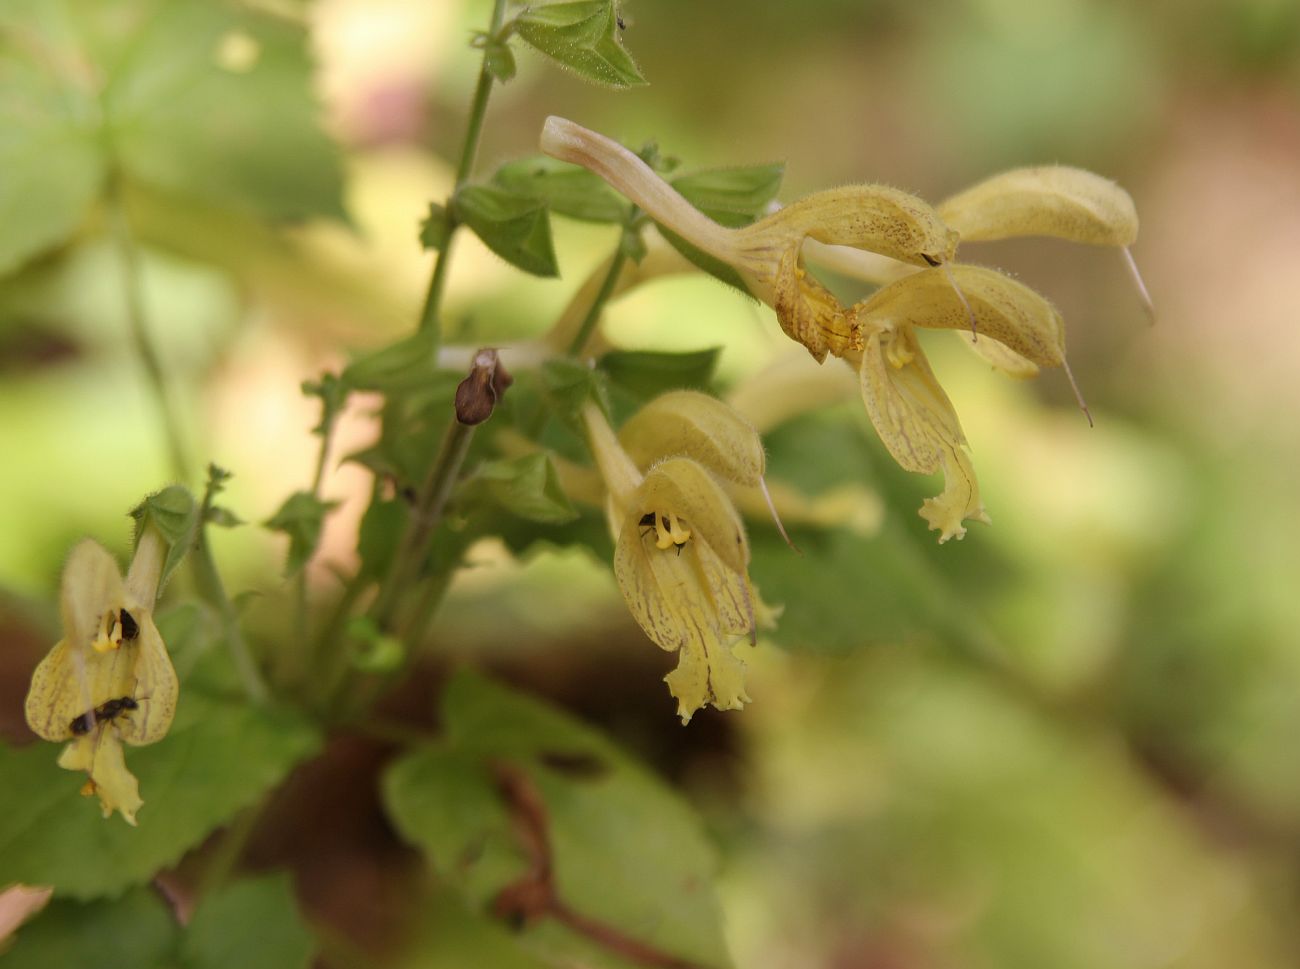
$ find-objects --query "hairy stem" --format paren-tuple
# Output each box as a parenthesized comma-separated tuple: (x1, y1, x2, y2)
(418, 0, 511, 336)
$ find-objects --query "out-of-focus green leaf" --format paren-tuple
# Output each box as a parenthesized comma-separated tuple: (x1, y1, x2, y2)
(180, 874, 315, 969)
(597, 347, 721, 399)
(452, 185, 559, 278)
(514, 0, 646, 89)
(0, 691, 320, 899)
(357, 496, 409, 580)
(2, 888, 178, 969)
(264, 490, 337, 578)
(492, 157, 629, 224)
(541, 358, 610, 425)
(382, 670, 733, 969)
(341, 329, 445, 395)
(0, 0, 346, 257)
(0, 22, 105, 274)
(483, 39, 518, 82)
(130, 484, 199, 591)
(478, 454, 579, 524)
(301, 373, 348, 436)
(671, 164, 785, 228)
(345, 616, 406, 673)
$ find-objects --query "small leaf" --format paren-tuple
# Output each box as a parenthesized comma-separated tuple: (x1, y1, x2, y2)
(1, 889, 178, 969)
(419, 201, 452, 251)
(541, 358, 611, 425)
(619, 222, 648, 262)
(598, 347, 721, 399)
(484, 39, 518, 82)
(478, 454, 580, 524)
(205, 505, 244, 528)
(514, 0, 646, 88)
(657, 226, 753, 295)
(264, 491, 337, 577)
(346, 616, 406, 673)
(301, 372, 348, 435)
(492, 156, 629, 224)
(181, 874, 315, 969)
(0, 694, 320, 899)
(671, 163, 785, 228)
(130, 484, 199, 591)
(452, 184, 559, 277)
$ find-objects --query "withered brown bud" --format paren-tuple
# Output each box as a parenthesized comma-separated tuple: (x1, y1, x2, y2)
(454, 348, 512, 425)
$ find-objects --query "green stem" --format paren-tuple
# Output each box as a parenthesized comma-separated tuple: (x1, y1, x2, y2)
(195, 482, 270, 704)
(418, 0, 511, 336)
(566, 248, 628, 356)
(107, 180, 191, 482)
(369, 418, 477, 632)
(288, 397, 341, 684)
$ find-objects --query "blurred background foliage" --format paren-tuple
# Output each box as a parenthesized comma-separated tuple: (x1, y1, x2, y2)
(2, 0, 1300, 966)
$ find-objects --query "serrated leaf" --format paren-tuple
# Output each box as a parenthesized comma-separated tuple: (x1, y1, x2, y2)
(130, 484, 199, 591)
(0, 692, 320, 898)
(419, 202, 452, 251)
(1, 888, 178, 969)
(181, 874, 315, 969)
(514, 0, 646, 88)
(597, 347, 721, 399)
(478, 454, 579, 524)
(452, 185, 559, 277)
(492, 156, 629, 224)
(671, 163, 785, 228)
(264, 491, 337, 577)
(382, 670, 732, 969)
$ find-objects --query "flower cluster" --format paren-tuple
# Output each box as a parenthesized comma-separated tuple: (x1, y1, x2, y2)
(24, 531, 178, 825)
(543, 117, 1143, 542)
(582, 391, 777, 722)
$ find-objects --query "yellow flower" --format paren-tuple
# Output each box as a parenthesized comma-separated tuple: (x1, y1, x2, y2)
(542, 117, 1141, 542)
(24, 532, 178, 825)
(583, 395, 774, 723)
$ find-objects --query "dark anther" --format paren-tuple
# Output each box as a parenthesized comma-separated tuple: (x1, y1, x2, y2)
(921, 253, 941, 267)
(119, 609, 139, 642)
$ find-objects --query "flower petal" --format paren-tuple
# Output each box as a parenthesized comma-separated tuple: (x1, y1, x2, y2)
(619, 390, 765, 486)
(771, 245, 860, 362)
(938, 165, 1138, 246)
(59, 540, 124, 655)
(57, 732, 143, 825)
(638, 458, 749, 573)
(858, 329, 987, 542)
(853, 265, 1066, 369)
(114, 613, 177, 746)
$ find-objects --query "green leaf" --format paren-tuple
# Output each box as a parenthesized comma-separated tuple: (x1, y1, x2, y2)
(541, 358, 610, 425)
(0, 16, 105, 273)
(492, 156, 629, 224)
(597, 347, 721, 399)
(382, 670, 732, 969)
(514, 0, 646, 88)
(346, 616, 406, 673)
(420, 202, 452, 251)
(130, 484, 199, 591)
(181, 874, 315, 969)
(0, 0, 346, 241)
(341, 328, 446, 395)
(478, 454, 579, 524)
(0, 692, 320, 899)
(301, 372, 348, 436)
(1, 888, 178, 969)
(264, 491, 337, 578)
(357, 496, 409, 580)
(452, 185, 559, 278)
(657, 226, 753, 295)
(484, 39, 518, 82)
(671, 163, 785, 228)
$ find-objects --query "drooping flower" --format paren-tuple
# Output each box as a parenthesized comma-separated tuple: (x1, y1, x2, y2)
(582, 394, 775, 723)
(24, 531, 178, 824)
(541, 117, 1141, 542)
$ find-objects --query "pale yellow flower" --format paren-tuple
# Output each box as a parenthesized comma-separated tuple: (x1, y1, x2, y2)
(542, 117, 1141, 542)
(24, 532, 177, 824)
(583, 395, 775, 722)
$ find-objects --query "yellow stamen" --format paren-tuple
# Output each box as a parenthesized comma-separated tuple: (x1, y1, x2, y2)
(654, 513, 692, 550)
